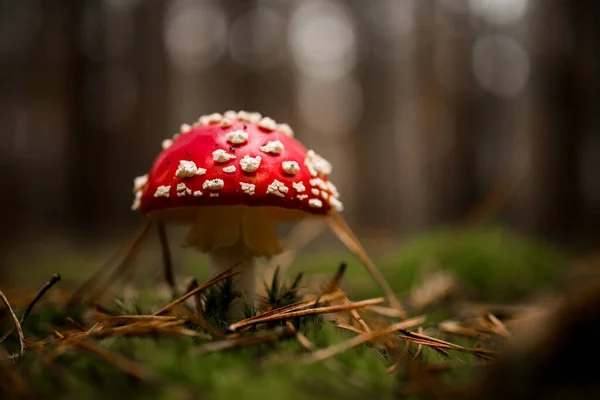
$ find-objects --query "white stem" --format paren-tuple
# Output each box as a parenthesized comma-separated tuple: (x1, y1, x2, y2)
(209, 239, 255, 318)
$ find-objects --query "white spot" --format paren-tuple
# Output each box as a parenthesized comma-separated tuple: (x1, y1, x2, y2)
(224, 110, 238, 120)
(321, 190, 329, 200)
(221, 118, 233, 128)
(297, 194, 309, 200)
(154, 185, 171, 198)
(133, 174, 148, 193)
(329, 197, 344, 212)
(308, 198, 323, 208)
(240, 155, 262, 172)
(305, 150, 332, 176)
(225, 130, 249, 144)
(309, 178, 328, 190)
(249, 112, 262, 123)
(180, 123, 192, 133)
(196, 167, 207, 176)
(193, 190, 203, 197)
(311, 188, 320, 196)
(292, 181, 306, 192)
(210, 193, 220, 197)
(176, 160, 199, 178)
(282, 161, 300, 175)
(258, 117, 277, 131)
(278, 123, 294, 137)
(131, 191, 142, 210)
(222, 165, 237, 173)
(240, 182, 256, 195)
(213, 149, 237, 163)
(177, 182, 192, 196)
(162, 139, 173, 149)
(327, 181, 339, 197)
(260, 140, 284, 154)
(267, 179, 289, 198)
(203, 179, 225, 190)
(199, 113, 223, 125)
(236, 110, 251, 121)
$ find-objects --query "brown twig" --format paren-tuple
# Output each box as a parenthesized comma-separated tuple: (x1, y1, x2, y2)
(0, 289, 25, 357)
(157, 222, 176, 296)
(0, 274, 62, 345)
(228, 291, 346, 331)
(399, 330, 499, 359)
(229, 297, 385, 332)
(300, 316, 426, 364)
(21, 274, 62, 325)
(327, 213, 407, 318)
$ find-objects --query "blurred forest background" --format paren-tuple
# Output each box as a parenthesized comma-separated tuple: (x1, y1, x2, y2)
(0, 0, 598, 282)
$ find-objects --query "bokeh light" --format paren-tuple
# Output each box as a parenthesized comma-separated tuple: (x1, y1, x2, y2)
(469, 0, 530, 26)
(472, 34, 529, 98)
(164, 0, 227, 73)
(289, 0, 357, 80)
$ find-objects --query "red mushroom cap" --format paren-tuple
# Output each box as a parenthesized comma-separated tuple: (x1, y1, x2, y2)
(131, 111, 343, 217)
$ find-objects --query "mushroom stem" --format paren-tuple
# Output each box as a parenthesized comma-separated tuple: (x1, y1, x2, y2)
(208, 239, 256, 319)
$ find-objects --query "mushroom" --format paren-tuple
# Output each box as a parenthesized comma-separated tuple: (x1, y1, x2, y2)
(72, 111, 405, 318)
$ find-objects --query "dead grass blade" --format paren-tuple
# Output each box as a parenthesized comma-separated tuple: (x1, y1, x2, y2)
(399, 330, 499, 359)
(301, 316, 426, 364)
(194, 327, 294, 354)
(0, 289, 25, 357)
(228, 291, 346, 331)
(339, 295, 371, 333)
(61, 338, 159, 382)
(1, 274, 61, 345)
(154, 267, 240, 316)
(367, 305, 406, 318)
(436, 321, 494, 342)
(284, 321, 367, 388)
(413, 326, 424, 359)
(321, 263, 347, 295)
(230, 297, 385, 331)
(487, 313, 511, 338)
(327, 212, 407, 319)
(68, 218, 152, 306)
(157, 221, 176, 296)
(408, 270, 458, 310)
(20, 274, 62, 325)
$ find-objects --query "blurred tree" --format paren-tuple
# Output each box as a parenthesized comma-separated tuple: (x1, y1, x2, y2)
(64, 0, 110, 233)
(512, 0, 599, 245)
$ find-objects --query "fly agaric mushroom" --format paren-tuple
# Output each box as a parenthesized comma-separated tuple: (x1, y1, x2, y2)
(73, 111, 405, 318)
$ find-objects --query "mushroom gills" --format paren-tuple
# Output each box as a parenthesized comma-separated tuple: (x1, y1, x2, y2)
(182, 206, 285, 257)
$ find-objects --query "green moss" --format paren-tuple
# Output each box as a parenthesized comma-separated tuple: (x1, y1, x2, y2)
(289, 225, 567, 301)
(2, 225, 569, 399)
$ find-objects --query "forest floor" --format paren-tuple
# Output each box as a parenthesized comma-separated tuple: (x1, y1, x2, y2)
(0, 225, 582, 400)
